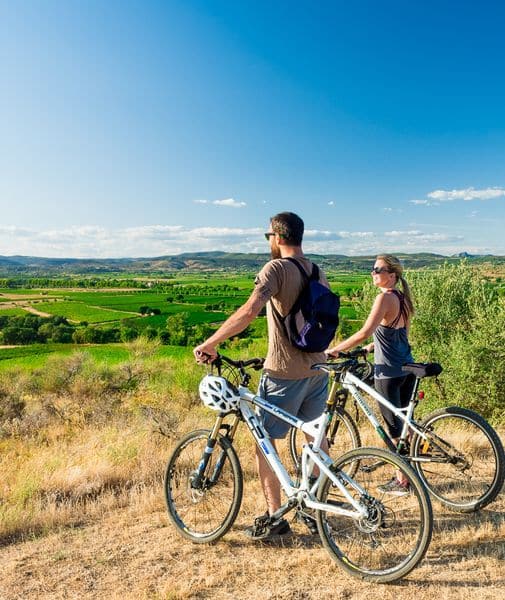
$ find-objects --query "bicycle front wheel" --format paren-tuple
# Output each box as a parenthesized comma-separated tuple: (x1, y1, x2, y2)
(289, 407, 361, 470)
(164, 429, 243, 543)
(411, 406, 505, 512)
(316, 447, 433, 583)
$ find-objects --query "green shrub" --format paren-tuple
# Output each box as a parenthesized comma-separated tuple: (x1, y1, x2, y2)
(356, 262, 505, 422)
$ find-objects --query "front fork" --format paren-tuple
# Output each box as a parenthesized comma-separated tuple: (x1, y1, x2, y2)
(191, 414, 240, 489)
(325, 379, 351, 447)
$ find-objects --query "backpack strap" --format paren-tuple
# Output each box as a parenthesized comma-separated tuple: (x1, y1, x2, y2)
(269, 258, 316, 321)
(285, 257, 319, 282)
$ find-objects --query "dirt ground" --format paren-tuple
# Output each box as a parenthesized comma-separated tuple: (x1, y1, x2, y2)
(1, 480, 504, 600)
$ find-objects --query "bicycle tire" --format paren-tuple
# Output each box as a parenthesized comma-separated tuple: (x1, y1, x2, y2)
(289, 407, 361, 471)
(164, 429, 243, 543)
(411, 406, 505, 512)
(316, 447, 433, 583)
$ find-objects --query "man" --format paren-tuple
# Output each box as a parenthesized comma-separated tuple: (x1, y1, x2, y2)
(193, 212, 329, 540)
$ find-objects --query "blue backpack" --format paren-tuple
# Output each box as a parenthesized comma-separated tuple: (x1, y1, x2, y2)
(271, 258, 340, 353)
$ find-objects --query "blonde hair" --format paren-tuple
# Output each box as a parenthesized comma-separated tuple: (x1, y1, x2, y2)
(376, 254, 414, 318)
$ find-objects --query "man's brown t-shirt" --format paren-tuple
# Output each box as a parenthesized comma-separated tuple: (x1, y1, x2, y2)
(254, 257, 330, 379)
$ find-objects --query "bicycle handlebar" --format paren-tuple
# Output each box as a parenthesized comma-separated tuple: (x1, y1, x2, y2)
(215, 354, 265, 371)
(313, 347, 372, 380)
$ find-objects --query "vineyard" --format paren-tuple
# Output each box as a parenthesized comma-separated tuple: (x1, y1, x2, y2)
(0, 271, 367, 370)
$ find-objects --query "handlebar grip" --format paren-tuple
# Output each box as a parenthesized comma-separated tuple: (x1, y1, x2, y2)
(251, 358, 265, 371)
(241, 357, 265, 370)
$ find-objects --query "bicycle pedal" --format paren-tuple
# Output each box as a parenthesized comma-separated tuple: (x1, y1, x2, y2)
(360, 460, 386, 473)
(295, 510, 318, 535)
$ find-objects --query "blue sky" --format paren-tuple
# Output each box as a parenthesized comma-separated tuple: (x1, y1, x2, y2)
(1, 0, 504, 258)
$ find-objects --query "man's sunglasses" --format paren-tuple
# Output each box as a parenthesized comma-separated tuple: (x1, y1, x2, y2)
(264, 232, 275, 241)
(371, 266, 391, 274)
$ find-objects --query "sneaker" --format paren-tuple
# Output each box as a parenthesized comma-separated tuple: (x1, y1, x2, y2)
(377, 478, 410, 496)
(244, 513, 292, 541)
(296, 510, 318, 535)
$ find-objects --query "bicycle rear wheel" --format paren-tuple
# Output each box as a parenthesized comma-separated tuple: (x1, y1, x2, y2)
(411, 406, 505, 512)
(316, 447, 433, 583)
(164, 429, 243, 543)
(289, 407, 360, 471)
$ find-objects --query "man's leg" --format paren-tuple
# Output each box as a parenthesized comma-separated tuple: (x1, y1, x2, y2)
(244, 439, 291, 540)
(303, 433, 329, 477)
(256, 441, 281, 515)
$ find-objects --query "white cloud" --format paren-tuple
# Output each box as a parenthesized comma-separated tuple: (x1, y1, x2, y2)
(328, 201, 334, 206)
(0, 224, 497, 258)
(409, 200, 441, 207)
(427, 187, 505, 202)
(193, 197, 246, 208)
(213, 198, 246, 208)
(385, 230, 421, 238)
(338, 231, 374, 239)
(304, 229, 342, 242)
(385, 230, 463, 244)
(212, 198, 247, 208)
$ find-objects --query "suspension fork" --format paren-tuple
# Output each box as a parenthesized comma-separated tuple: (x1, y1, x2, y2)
(192, 415, 241, 488)
(209, 415, 241, 483)
(325, 377, 348, 442)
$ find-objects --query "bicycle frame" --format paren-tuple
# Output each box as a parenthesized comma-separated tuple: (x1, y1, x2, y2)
(340, 370, 431, 455)
(237, 386, 369, 519)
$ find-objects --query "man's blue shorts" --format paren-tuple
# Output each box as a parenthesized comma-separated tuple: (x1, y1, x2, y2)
(257, 373, 328, 439)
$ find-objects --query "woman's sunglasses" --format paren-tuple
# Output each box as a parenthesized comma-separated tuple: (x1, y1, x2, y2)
(371, 266, 391, 274)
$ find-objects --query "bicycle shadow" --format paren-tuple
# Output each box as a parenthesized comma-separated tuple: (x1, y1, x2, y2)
(426, 505, 505, 567)
(433, 505, 505, 534)
(227, 528, 322, 550)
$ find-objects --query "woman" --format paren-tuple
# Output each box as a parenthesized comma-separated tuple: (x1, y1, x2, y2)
(326, 254, 415, 493)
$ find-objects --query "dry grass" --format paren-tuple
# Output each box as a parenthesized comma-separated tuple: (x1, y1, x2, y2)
(0, 473, 503, 599)
(0, 405, 504, 599)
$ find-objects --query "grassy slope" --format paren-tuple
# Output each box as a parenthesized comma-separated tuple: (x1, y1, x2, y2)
(0, 410, 503, 599)
(0, 336, 503, 598)
(0, 343, 192, 370)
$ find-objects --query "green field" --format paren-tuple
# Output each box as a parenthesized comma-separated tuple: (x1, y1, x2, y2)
(34, 301, 133, 323)
(125, 308, 228, 330)
(0, 307, 29, 316)
(0, 272, 368, 366)
(0, 343, 192, 371)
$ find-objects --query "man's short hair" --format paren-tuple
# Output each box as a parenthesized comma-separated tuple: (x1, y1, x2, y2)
(270, 212, 304, 246)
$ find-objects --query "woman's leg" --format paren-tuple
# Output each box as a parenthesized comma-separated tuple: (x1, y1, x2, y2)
(374, 376, 404, 439)
(375, 376, 410, 486)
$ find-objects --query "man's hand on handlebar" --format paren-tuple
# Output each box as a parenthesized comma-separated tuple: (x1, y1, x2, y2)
(193, 342, 218, 364)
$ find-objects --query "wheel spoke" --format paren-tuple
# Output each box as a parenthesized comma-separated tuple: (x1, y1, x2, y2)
(413, 408, 504, 511)
(317, 448, 432, 582)
(164, 430, 243, 543)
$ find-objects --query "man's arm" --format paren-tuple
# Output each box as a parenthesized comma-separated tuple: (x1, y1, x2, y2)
(193, 285, 271, 362)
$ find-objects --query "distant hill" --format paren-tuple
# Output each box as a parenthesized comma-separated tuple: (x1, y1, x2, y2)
(0, 251, 504, 276)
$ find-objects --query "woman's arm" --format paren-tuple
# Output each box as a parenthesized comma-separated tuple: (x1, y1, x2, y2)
(326, 293, 390, 356)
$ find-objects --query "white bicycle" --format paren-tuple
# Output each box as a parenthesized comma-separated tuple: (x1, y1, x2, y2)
(290, 349, 505, 512)
(164, 354, 433, 583)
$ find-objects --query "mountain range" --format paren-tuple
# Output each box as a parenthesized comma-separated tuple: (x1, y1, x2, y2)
(0, 252, 503, 276)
